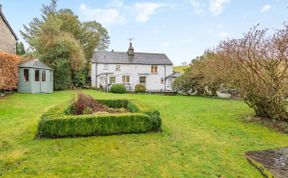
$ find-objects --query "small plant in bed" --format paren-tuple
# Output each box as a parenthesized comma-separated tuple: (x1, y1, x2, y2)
(37, 93, 161, 138)
(65, 93, 128, 115)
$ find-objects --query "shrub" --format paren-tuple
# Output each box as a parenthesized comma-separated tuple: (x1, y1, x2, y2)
(0, 52, 20, 90)
(110, 84, 127, 94)
(66, 93, 106, 115)
(37, 99, 161, 138)
(135, 84, 146, 93)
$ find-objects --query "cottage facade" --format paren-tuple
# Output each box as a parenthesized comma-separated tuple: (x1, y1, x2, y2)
(91, 43, 174, 92)
(0, 5, 18, 54)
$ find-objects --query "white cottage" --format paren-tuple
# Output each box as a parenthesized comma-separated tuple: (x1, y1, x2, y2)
(91, 43, 174, 92)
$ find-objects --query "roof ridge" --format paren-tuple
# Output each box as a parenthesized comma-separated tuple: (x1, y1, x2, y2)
(96, 51, 166, 55)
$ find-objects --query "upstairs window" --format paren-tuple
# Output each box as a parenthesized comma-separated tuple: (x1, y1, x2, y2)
(115, 64, 121, 71)
(42, 70, 46, 82)
(122, 76, 130, 83)
(35, 70, 40, 82)
(151, 65, 158, 74)
(104, 64, 109, 70)
(24, 69, 29, 81)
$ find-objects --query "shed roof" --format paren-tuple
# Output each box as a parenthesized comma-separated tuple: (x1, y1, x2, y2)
(19, 59, 53, 70)
(92, 51, 173, 65)
(0, 5, 18, 40)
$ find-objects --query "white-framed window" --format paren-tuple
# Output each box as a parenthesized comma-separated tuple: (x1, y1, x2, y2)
(104, 64, 109, 70)
(139, 76, 146, 84)
(115, 64, 121, 71)
(122, 76, 130, 83)
(109, 76, 116, 84)
(151, 65, 158, 74)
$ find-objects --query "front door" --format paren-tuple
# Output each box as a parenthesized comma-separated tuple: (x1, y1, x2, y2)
(40, 70, 47, 93)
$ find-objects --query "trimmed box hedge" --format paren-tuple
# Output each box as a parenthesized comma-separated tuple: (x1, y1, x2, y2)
(37, 99, 161, 138)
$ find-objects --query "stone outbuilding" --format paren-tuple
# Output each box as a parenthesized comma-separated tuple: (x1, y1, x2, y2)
(0, 5, 18, 54)
(18, 59, 53, 93)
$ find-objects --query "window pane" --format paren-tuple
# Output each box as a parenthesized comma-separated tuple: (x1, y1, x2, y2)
(115, 65, 120, 71)
(122, 76, 129, 83)
(140, 76, 146, 83)
(35, 70, 39, 81)
(110, 77, 115, 84)
(24, 69, 29, 81)
(42, 70, 46, 81)
(151, 65, 157, 73)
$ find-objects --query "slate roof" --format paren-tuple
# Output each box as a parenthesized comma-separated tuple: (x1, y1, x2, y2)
(19, 59, 53, 70)
(92, 51, 173, 65)
(0, 5, 18, 40)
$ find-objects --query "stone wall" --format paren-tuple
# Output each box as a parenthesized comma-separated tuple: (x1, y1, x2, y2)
(0, 15, 16, 54)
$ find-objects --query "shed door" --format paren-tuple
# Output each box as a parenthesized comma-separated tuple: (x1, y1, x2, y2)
(40, 70, 47, 93)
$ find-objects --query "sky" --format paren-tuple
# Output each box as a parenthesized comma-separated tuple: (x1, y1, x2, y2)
(0, 0, 287, 65)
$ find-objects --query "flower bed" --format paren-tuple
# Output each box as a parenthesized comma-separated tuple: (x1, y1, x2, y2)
(37, 98, 161, 138)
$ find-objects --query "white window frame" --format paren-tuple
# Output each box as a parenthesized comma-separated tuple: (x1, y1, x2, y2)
(115, 64, 121, 71)
(122, 76, 130, 83)
(151, 65, 158, 74)
(109, 76, 116, 84)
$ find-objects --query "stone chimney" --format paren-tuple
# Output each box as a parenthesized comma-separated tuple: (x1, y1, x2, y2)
(127, 42, 134, 56)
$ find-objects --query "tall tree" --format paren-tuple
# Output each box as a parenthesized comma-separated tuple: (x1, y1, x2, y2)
(20, 0, 110, 89)
(16, 42, 26, 55)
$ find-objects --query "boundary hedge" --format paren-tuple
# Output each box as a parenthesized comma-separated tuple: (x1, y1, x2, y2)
(37, 99, 161, 138)
(0, 51, 20, 90)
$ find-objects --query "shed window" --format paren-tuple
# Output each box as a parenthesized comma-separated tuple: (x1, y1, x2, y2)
(122, 76, 130, 83)
(35, 70, 40, 81)
(151, 65, 158, 74)
(23, 69, 29, 81)
(42, 70, 46, 81)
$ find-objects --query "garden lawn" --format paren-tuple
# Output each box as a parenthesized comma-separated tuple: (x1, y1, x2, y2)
(0, 90, 288, 177)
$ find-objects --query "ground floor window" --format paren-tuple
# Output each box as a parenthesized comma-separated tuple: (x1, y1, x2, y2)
(122, 76, 130, 83)
(139, 76, 146, 84)
(109, 76, 116, 84)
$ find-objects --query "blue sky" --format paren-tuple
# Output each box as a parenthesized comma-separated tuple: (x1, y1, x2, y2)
(1, 0, 287, 65)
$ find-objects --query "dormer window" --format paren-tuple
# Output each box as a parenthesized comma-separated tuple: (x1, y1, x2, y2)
(151, 65, 158, 74)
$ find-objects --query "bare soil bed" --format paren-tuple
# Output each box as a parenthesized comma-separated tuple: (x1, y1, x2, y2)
(246, 147, 288, 178)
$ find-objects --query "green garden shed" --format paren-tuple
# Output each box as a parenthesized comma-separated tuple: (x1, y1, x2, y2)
(18, 59, 53, 93)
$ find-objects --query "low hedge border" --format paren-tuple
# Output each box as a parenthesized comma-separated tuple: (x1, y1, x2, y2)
(37, 99, 161, 138)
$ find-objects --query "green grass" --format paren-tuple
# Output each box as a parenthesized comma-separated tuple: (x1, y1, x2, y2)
(0, 90, 288, 177)
(173, 65, 189, 74)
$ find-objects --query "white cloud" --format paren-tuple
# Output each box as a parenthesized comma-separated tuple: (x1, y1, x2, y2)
(261, 4, 271, 13)
(79, 3, 126, 26)
(209, 0, 230, 15)
(218, 31, 229, 38)
(108, 0, 124, 8)
(189, 0, 204, 14)
(133, 2, 164, 23)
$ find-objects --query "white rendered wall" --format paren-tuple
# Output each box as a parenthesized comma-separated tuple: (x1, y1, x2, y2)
(91, 63, 173, 91)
